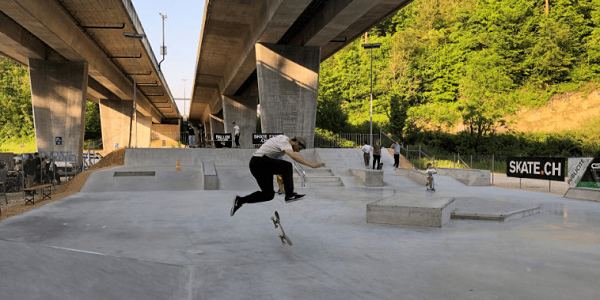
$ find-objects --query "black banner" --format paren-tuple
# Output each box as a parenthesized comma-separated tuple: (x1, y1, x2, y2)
(252, 133, 283, 145)
(213, 133, 232, 148)
(507, 157, 566, 181)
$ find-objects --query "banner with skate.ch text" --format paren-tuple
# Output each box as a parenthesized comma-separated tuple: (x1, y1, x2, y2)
(507, 157, 566, 182)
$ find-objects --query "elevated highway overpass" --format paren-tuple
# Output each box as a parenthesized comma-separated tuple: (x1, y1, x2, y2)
(0, 0, 413, 157)
(0, 0, 180, 157)
(191, 0, 413, 148)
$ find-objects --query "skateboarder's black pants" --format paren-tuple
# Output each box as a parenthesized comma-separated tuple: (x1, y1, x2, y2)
(239, 155, 294, 204)
(235, 134, 240, 147)
(394, 154, 399, 168)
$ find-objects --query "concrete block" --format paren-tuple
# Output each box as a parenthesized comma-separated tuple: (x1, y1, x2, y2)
(349, 169, 383, 187)
(395, 168, 428, 186)
(202, 160, 218, 190)
(367, 197, 455, 228)
(564, 188, 600, 202)
(436, 168, 490, 186)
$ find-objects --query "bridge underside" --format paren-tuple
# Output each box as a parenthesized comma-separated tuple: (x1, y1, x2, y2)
(191, 0, 413, 148)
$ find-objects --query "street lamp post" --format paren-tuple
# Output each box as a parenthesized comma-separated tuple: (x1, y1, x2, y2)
(361, 42, 381, 146)
(123, 32, 146, 148)
(158, 13, 167, 70)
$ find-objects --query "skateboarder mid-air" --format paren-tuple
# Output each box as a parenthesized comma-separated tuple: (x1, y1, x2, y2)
(230, 135, 326, 216)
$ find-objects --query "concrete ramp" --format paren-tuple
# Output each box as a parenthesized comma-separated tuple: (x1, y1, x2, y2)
(124, 148, 254, 167)
(81, 167, 203, 192)
(564, 187, 600, 202)
(436, 168, 491, 186)
(314, 148, 367, 169)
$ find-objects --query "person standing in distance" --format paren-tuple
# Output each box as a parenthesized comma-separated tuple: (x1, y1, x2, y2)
(391, 140, 402, 168)
(233, 122, 240, 148)
(361, 140, 372, 168)
(230, 135, 325, 216)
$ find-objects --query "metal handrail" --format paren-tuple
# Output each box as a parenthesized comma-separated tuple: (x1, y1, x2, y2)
(292, 161, 306, 187)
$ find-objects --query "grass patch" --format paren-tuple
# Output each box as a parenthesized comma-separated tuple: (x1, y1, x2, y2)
(0, 139, 36, 154)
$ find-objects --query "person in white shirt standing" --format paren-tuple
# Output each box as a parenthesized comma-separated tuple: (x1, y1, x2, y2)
(230, 135, 326, 216)
(361, 140, 372, 168)
(233, 122, 240, 148)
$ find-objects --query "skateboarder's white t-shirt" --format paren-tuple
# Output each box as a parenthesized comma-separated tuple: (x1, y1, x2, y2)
(234, 125, 240, 135)
(253, 135, 292, 159)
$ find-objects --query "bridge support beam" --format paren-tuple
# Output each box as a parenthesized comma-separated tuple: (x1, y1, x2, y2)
(99, 99, 132, 153)
(136, 112, 152, 148)
(29, 59, 88, 164)
(209, 117, 225, 145)
(223, 96, 258, 148)
(255, 43, 320, 148)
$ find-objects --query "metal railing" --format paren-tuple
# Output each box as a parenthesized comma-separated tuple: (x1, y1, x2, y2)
(292, 161, 306, 187)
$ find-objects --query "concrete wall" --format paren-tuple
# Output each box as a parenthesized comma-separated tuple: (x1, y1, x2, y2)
(29, 59, 88, 163)
(99, 98, 132, 153)
(152, 124, 179, 142)
(436, 168, 491, 186)
(395, 168, 429, 186)
(255, 43, 320, 148)
(223, 96, 258, 149)
(136, 112, 152, 148)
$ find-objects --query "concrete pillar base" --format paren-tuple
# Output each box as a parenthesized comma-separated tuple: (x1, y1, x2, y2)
(223, 96, 258, 149)
(99, 99, 132, 154)
(255, 43, 320, 147)
(29, 59, 88, 163)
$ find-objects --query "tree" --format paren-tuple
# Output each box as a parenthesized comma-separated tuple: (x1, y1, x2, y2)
(85, 101, 101, 141)
(0, 56, 34, 142)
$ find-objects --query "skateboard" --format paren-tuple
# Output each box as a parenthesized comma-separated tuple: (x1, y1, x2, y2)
(270, 211, 292, 246)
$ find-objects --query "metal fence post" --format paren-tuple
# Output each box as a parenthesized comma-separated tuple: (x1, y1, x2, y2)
(419, 145, 421, 169)
(453, 153, 456, 169)
(492, 154, 494, 185)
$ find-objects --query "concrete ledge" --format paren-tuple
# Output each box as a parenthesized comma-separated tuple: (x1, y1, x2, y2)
(395, 168, 428, 186)
(367, 197, 455, 228)
(349, 169, 383, 187)
(452, 206, 540, 222)
(564, 188, 600, 202)
(202, 160, 218, 190)
(436, 168, 490, 186)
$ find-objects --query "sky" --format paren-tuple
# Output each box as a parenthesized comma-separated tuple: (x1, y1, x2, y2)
(131, 0, 205, 116)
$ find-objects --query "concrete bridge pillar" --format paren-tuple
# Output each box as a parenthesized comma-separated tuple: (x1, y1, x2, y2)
(28, 59, 88, 164)
(136, 112, 152, 148)
(209, 117, 224, 143)
(99, 99, 132, 153)
(223, 96, 258, 148)
(255, 43, 320, 148)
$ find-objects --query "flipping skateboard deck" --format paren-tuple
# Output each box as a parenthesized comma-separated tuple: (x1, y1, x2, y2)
(271, 211, 292, 246)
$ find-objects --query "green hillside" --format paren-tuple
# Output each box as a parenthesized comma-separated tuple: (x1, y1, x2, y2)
(317, 0, 600, 156)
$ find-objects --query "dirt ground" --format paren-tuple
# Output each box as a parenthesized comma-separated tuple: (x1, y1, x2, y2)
(507, 90, 600, 133)
(0, 148, 125, 221)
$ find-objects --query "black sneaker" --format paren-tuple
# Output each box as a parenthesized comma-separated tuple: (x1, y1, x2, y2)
(277, 190, 284, 195)
(230, 196, 242, 216)
(285, 193, 306, 203)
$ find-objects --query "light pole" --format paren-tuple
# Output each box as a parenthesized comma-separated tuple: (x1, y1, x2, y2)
(182, 79, 187, 116)
(124, 32, 146, 148)
(158, 13, 167, 70)
(361, 43, 381, 146)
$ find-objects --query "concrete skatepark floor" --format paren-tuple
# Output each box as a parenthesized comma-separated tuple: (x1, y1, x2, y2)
(0, 148, 599, 300)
